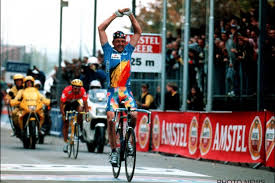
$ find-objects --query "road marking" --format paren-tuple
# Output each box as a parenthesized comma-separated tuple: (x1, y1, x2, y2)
(1, 174, 216, 183)
(1, 164, 210, 177)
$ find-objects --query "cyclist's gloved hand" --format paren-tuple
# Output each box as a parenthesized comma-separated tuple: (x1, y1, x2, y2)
(115, 10, 123, 17)
(123, 9, 132, 16)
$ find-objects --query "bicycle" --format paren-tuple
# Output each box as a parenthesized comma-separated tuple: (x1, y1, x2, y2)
(65, 110, 88, 159)
(111, 107, 151, 182)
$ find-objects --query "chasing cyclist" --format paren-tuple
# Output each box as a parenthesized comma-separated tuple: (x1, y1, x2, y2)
(98, 8, 142, 166)
(60, 79, 88, 153)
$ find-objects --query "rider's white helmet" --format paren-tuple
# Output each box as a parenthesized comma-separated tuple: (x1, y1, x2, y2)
(90, 80, 101, 88)
(34, 80, 42, 87)
(87, 56, 98, 65)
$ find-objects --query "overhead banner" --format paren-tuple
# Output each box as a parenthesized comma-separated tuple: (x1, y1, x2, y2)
(136, 113, 151, 152)
(151, 111, 201, 159)
(126, 34, 162, 73)
(265, 112, 275, 168)
(199, 112, 266, 163)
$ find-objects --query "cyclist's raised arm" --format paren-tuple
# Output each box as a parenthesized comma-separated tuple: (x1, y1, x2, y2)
(98, 12, 118, 46)
(127, 12, 142, 47)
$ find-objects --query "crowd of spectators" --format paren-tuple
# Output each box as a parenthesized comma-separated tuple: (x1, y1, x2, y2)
(165, 8, 275, 110)
(44, 51, 106, 100)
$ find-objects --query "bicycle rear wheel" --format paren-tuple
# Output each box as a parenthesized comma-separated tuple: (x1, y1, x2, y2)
(112, 126, 122, 178)
(73, 123, 80, 159)
(125, 127, 136, 182)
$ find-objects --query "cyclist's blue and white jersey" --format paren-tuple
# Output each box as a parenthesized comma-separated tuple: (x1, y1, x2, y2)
(102, 42, 135, 88)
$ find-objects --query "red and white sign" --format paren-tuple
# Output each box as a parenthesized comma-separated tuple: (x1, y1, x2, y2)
(265, 112, 275, 168)
(151, 111, 200, 159)
(126, 34, 162, 73)
(199, 112, 265, 163)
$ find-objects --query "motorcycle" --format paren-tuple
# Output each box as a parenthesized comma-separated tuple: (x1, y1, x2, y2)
(10, 87, 49, 149)
(84, 88, 107, 153)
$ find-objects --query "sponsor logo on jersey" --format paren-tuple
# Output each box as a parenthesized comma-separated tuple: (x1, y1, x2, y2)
(189, 116, 198, 155)
(111, 53, 121, 60)
(199, 117, 212, 156)
(249, 116, 262, 160)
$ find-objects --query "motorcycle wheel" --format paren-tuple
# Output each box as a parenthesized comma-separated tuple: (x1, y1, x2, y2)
(86, 142, 95, 152)
(95, 127, 105, 153)
(22, 135, 30, 149)
(29, 121, 37, 149)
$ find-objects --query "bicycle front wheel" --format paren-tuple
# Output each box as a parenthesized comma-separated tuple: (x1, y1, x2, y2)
(72, 123, 80, 159)
(67, 123, 73, 158)
(125, 127, 136, 182)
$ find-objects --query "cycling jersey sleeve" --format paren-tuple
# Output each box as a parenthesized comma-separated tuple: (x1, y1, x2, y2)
(102, 42, 112, 53)
(60, 89, 67, 103)
(125, 43, 135, 54)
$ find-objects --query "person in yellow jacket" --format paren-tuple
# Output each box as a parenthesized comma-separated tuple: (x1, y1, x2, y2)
(5, 74, 24, 135)
(10, 76, 50, 135)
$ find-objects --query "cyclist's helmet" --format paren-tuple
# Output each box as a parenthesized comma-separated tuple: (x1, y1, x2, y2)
(13, 74, 24, 81)
(90, 80, 101, 89)
(24, 76, 35, 83)
(71, 79, 83, 87)
(113, 31, 126, 40)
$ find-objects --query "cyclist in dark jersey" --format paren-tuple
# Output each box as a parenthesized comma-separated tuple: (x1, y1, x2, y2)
(98, 8, 142, 166)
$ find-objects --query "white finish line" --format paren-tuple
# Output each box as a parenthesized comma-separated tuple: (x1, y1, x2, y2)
(1, 164, 211, 177)
(1, 174, 216, 183)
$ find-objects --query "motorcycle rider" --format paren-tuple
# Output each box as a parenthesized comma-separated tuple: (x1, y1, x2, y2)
(10, 76, 50, 136)
(90, 80, 102, 90)
(81, 57, 104, 92)
(5, 74, 24, 136)
(34, 79, 52, 137)
(60, 79, 89, 153)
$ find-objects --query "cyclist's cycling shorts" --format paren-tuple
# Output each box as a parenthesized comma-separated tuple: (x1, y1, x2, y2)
(106, 87, 137, 112)
(64, 100, 80, 112)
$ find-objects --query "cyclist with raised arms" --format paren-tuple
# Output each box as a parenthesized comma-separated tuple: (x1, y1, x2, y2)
(98, 8, 142, 167)
(60, 79, 88, 153)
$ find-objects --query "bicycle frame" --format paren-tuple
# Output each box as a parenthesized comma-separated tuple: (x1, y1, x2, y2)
(65, 110, 89, 159)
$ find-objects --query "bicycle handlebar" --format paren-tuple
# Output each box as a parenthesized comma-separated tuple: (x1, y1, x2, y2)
(65, 110, 89, 121)
(113, 108, 151, 124)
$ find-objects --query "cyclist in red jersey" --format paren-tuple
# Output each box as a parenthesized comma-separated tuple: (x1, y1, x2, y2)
(60, 79, 88, 153)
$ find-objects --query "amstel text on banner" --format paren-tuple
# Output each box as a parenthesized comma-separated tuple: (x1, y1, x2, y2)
(199, 112, 266, 163)
(151, 111, 200, 159)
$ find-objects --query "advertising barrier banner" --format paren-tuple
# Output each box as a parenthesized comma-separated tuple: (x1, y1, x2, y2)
(199, 112, 266, 163)
(151, 111, 201, 159)
(136, 110, 272, 167)
(265, 112, 275, 168)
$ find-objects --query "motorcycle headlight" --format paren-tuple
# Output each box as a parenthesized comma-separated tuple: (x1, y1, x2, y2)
(28, 105, 37, 111)
(96, 108, 106, 116)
